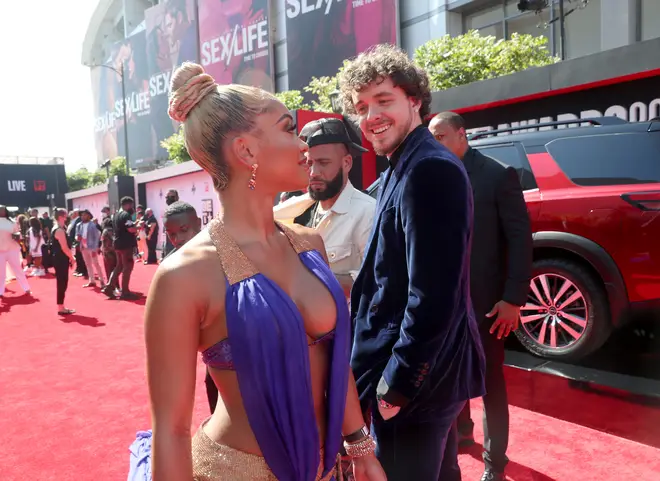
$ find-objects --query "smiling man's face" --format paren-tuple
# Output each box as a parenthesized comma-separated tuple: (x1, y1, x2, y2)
(352, 77, 420, 156)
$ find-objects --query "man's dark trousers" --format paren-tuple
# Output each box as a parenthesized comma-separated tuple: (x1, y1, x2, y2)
(74, 245, 88, 277)
(457, 323, 508, 473)
(372, 401, 465, 481)
(107, 248, 134, 293)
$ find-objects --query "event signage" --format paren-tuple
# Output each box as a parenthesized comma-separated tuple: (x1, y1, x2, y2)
(284, 0, 399, 94)
(460, 75, 660, 136)
(0, 164, 67, 210)
(145, 0, 199, 161)
(91, 32, 154, 169)
(197, 0, 274, 91)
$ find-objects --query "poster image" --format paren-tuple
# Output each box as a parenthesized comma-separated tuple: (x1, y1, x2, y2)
(197, 0, 274, 91)
(145, 0, 199, 161)
(201, 198, 214, 226)
(91, 31, 154, 169)
(285, 0, 399, 93)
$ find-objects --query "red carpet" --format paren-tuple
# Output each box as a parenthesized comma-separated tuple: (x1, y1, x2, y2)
(1, 264, 658, 480)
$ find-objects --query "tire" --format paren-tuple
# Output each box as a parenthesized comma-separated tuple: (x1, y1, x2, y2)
(514, 258, 612, 361)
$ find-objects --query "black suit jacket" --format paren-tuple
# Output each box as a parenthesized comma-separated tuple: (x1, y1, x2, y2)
(463, 147, 533, 322)
(350, 127, 486, 412)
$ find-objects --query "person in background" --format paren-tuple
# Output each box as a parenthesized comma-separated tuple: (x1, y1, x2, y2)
(162, 201, 201, 257)
(15, 214, 29, 264)
(0, 205, 31, 298)
(77, 210, 104, 288)
(101, 206, 111, 221)
(28, 217, 45, 277)
(162, 189, 179, 259)
(430, 111, 533, 481)
(51, 208, 75, 315)
(41, 211, 54, 275)
(68, 209, 88, 279)
(41, 211, 53, 240)
(340, 45, 486, 481)
(102, 196, 139, 301)
(100, 217, 117, 289)
(136, 210, 147, 260)
(274, 118, 376, 299)
(143, 208, 159, 265)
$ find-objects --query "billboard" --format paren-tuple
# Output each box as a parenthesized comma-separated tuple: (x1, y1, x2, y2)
(145, 0, 199, 160)
(91, 31, 154, 170)
(0, 164, 67, 211)
(284, 0, 399, 93)
(197, 0, 274, 91)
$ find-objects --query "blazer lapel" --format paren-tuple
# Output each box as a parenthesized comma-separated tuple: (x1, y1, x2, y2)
(359, 170, 389, 274)
(360, 128, 427, 272)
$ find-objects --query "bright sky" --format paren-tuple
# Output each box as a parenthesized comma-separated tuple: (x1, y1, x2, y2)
(0, 1, 98, 174)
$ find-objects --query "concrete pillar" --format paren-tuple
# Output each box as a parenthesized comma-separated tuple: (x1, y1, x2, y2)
(123, 0, 146, 37)
(600, 0, 637, 51)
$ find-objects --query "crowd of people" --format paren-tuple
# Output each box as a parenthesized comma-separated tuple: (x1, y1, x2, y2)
(0, 195, 202, 315)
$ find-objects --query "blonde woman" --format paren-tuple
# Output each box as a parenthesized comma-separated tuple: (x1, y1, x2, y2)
(142, 63, 386, 481)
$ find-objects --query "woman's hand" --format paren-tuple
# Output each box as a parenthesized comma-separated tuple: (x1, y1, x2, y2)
(352, 454, 387, 481)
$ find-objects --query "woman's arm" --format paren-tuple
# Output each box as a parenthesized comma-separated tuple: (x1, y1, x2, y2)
(342, 369, 369, 435)
(145, 261, 202, 481)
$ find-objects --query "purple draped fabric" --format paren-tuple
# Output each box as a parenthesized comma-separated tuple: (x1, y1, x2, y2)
(127, 430, 152, 481)
(226, 249, 350, 481)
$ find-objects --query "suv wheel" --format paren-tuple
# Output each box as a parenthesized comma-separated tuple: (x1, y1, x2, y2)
(515, 258, 612, 361)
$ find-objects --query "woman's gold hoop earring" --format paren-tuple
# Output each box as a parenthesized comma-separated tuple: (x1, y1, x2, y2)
(248, 164, 259, 190)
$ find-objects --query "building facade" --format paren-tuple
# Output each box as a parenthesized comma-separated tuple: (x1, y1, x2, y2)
(83, 0, 660, 92)
(81, 0, 660, 169)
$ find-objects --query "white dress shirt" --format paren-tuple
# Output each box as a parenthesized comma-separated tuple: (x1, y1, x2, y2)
(274, 181, 376, 280)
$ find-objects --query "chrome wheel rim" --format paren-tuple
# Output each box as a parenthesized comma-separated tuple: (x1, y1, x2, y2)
(520, 273, 589, 350)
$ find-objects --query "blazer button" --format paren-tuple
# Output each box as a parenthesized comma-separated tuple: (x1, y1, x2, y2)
(370, 304, 379, 314)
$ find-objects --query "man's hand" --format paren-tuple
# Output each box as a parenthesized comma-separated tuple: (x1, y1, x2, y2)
(487, 300, 521, 339)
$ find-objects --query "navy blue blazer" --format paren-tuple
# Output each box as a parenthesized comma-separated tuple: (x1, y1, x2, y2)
(350, 126, 486, 413)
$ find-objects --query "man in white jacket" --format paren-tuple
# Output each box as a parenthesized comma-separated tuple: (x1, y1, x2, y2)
(274, 118, 376, 298)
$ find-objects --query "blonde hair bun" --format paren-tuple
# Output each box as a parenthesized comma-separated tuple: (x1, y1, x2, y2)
(168, 62, 217, 123)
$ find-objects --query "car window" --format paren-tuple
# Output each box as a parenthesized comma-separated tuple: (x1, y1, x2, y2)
(474, 143, 537, 190)
(546, 132, 660, 186)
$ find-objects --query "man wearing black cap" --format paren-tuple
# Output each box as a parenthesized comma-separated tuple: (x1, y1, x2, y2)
(102, 196, 139, 300)
(274, 118, 376, 298)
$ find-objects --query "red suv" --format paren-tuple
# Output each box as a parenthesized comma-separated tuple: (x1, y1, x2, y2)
(368, 117, 660, 361)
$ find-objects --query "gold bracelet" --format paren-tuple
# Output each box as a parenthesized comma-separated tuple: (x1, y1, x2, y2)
(343, 435, 376, 458)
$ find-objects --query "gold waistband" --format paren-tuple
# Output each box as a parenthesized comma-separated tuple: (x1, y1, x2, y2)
(192, 422, 339, 481)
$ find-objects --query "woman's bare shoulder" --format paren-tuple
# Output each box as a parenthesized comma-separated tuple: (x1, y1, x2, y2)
(153, 230, 226, 299)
